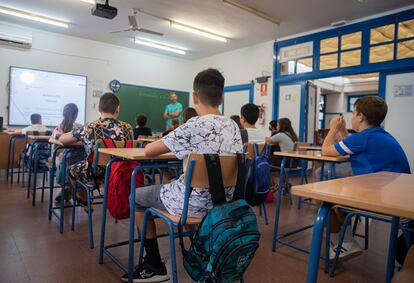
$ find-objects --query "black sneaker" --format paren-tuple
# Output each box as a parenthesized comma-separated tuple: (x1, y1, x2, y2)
(121, 261, 169, 283)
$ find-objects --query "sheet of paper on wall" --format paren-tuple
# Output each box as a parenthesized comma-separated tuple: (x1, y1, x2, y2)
(393, 85, 413, 97)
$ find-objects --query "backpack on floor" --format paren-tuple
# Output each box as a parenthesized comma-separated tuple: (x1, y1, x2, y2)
(103, 139, 145, 220)
(179, 154, 261, 283)
(245, 144, 271, 206)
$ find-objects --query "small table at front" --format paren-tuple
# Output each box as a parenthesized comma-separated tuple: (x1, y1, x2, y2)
(292, 172, 414, 283)
(272, 151, 350, 265)
(97, 148, 179, 283)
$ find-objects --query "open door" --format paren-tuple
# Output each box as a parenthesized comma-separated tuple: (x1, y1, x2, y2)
(306, 82, 318, 143)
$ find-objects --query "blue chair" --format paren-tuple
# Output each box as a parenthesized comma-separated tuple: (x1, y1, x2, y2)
(138, 153, 251, 283)
(73, 140, 139, 249)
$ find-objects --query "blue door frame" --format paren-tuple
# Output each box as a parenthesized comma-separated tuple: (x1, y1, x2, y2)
(222, 83, 254, 114)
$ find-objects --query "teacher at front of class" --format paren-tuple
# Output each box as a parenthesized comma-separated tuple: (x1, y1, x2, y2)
(163, 92, 183, 130)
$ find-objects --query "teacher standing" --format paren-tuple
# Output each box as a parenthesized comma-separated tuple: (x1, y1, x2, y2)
(164, 92, 183, 130)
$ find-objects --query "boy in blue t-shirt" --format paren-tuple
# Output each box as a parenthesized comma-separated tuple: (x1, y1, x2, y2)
(322, 96, 410, 261)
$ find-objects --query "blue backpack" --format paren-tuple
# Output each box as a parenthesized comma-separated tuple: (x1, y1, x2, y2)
(245, 144, 271, 206)
(179, 154, 260, 283)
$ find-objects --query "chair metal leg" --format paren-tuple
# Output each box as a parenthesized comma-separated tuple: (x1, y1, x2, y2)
(330, 213, 355, 277)
(262, 203, 269, 225)
(138, 210, 151, 266)
(168, 222, 178, 283)
(41, 170, 46, 203)
(86, 187, 94, 249)
(71, 183, 77, 231)
(32, 158, 38, 207)
(386, 217, 400, 283)
(128, 166, 141, 283)
(364, 216, 369, 250)
(259, 203, 262, 216)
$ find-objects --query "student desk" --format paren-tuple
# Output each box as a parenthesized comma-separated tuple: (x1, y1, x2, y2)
(292, 172, 414, 283)
(98, 148, 179, 283)
(297, 145, 322, 151)
(47, 138, 85, 232)
(272, 151, 350, 261)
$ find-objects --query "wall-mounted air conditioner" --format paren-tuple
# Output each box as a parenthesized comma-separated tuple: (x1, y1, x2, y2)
(0, 32, 32, 49)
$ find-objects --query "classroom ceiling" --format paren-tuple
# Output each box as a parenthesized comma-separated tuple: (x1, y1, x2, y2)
(0, 0, 413, 59)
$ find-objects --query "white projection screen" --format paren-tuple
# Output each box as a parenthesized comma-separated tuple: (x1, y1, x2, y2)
(8, 67, 87, 127)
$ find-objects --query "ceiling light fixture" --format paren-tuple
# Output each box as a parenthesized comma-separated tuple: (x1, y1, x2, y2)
(0, 5, 69, 28)
(135, 37, 187, 55)
(170, 21, 227, 42)
(133, 9, 228, 43)
(222, 0, 280, 25)
(80, 0, 96, 4)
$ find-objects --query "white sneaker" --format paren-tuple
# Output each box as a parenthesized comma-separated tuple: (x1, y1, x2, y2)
(329, 240, 363, 262)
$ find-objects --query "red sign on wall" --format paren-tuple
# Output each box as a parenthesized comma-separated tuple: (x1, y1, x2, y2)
(260, 83, 268, 96)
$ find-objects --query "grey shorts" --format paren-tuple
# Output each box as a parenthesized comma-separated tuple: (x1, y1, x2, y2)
(135, 184, 166, 212)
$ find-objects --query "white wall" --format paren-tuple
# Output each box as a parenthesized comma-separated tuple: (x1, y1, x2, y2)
(384, 72, 414, 171)
(191, 41, 274, 134)
(0, 21, 193, 125)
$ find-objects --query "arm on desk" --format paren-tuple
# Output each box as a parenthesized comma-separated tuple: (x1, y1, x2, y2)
(59, 132, 78, 146)
(322, 118, 342, 156)
(144, 139, 170, 157)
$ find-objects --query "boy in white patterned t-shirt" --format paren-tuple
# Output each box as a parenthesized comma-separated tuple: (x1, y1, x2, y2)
(121, 69, 243, 282)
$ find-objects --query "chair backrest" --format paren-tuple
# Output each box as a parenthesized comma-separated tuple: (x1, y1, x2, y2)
(184, 153, 240, 188)
(243, 143, 266, 160)
(293, 141, 312, 151)
(94, 139, 139, 166)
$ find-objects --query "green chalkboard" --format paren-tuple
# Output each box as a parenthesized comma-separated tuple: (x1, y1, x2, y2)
(116, 83, 189, 132)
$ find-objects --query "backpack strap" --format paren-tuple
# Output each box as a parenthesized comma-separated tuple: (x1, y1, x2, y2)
(204, 154, 226, 206)
(102, 138, 116, 148)
(232, 153, 246, 201)
(125, 140, 133, 148)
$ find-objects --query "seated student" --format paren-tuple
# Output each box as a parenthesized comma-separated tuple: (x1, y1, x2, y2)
(182, 107, 198, 124)
(21, 113, 49, 134)
(161, 118, 179, 137)
(59, 92, 133, 206)
(322, 96, 410, 260)
(265, 118, 297, 152)
(52, 103, 86, 203)
(122, 68, 243, 282)
(230, 115, 248, 144)
(240, 103, 265, 144)
(133, 114, 152, 139)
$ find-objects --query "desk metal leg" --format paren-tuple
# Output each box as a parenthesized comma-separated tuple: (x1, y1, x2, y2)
(386, 216, 400, 283)
(320, 162, 325, 181)
(7, 137, 12, 182)
(99, 159, 116, 264)
(306, 202, 332, 283)
(272, 157, 287, 252)
(128, 166, 141, 283)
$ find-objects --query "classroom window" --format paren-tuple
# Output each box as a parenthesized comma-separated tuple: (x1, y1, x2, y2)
(320, 37, 338, 54)
(370, 24, 395, 44)
(369, 43, 394, 63)
(398, 19, 414, 39)
(296, 57, 313, 73)
(280, 60, 295, 75)
(397, 39, 414, 59)
(341, 32, 362, 50)
(340, 50, 361, 67)
(320, 53, 338, 70)
(347, 95, 372, 112)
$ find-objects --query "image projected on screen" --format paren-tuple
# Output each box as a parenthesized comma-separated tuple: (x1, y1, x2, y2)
(9, 67, 87, 127)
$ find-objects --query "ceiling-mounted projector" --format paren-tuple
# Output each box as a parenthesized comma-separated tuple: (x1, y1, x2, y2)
(92, 0, 117, 19)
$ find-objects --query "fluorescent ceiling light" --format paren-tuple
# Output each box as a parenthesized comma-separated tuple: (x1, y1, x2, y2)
(170, 21, 227, 43)
(80, 0, 96, 4)
(0, 5, 69, 28)
(222, 0, 280, 25)
(135, 37, 187, 55)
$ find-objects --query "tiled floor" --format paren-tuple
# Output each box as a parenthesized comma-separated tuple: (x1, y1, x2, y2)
(0, 171, 390, 283)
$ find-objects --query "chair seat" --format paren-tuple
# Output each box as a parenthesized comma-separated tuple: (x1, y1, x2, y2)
(153, 208, 202, 225)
